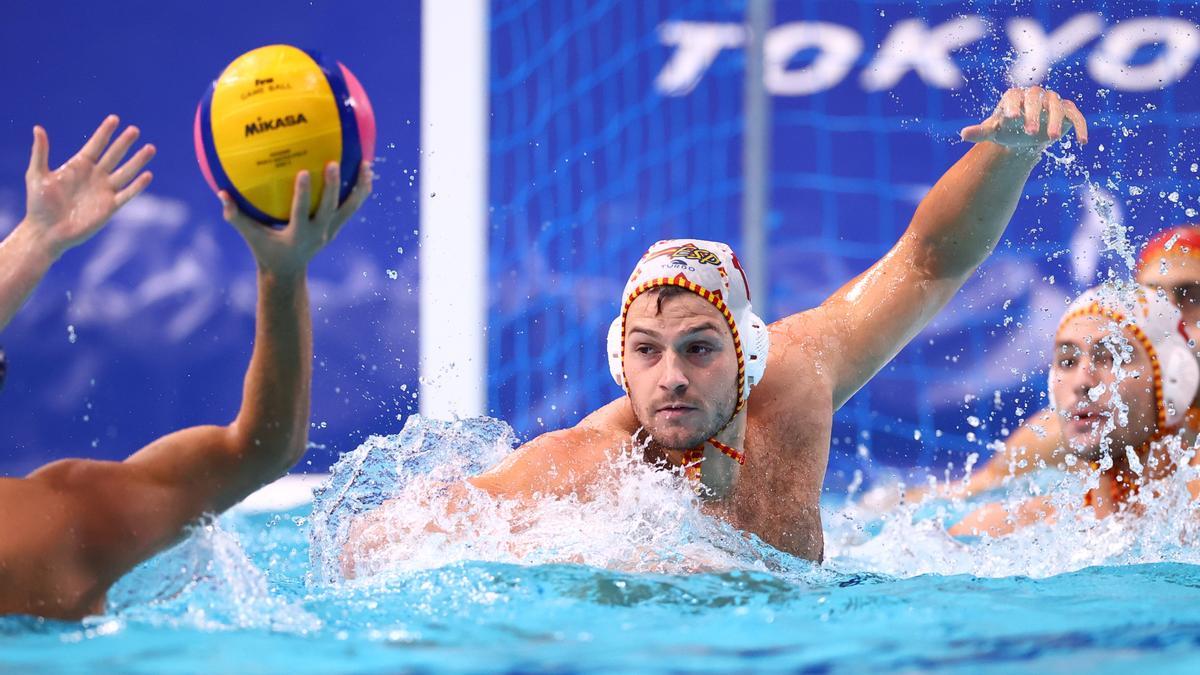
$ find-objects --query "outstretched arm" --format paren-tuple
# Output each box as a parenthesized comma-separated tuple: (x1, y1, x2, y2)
(959, 408, 1064, 493)
(118, 162, 373, 522)
(8, 163, 372, 617)
(863, 408, 1064, 511)
(949, 495, 1056, 537)
(0, 116, 154, 331)
(774, 87, 1087, 409)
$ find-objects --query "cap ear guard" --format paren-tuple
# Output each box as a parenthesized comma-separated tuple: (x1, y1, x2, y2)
(608, 309, 770, 401)
(1160, 340, 1200, 424)
(742, 310, 769, 390)
(607, 316, 626, 391)
(1049, 284, 1200, 431)
(606, 239, 771, 408)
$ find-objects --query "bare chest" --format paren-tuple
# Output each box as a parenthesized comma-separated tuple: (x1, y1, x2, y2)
(721, 388, 833, 559)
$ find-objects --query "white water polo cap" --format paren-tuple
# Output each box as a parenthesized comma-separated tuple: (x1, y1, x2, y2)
(607, 239, 770, 413)
(1052, 284, 1199, 430)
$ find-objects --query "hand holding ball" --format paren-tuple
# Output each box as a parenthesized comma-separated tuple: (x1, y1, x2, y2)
(195, 44, 376, 224)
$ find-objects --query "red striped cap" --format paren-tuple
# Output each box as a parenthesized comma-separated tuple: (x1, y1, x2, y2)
(607, 240, 769, 414)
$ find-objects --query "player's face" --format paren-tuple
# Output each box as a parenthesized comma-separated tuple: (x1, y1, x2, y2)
(1050, 315, 1159, 460)
(1138, 255, 1200, 346)
(623, 291, 739, 450)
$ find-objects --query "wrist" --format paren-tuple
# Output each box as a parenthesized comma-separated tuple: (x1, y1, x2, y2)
(257, 265, 307, 289)
(989, 140, 1046, 163)
(9, 220, 65, 265)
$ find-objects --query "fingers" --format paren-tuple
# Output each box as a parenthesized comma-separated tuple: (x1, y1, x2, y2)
(114, 171, 154, 208)
(959, 123, 987, 143)
(79, 115, 120, 163)
(219, 191, 266, 238)
(288, 170, 313, 228)
(985, 87, 1089, 148)
(313, 162, 340, 227)
(27, 125, 50, 178)
(330, 162, 373, 238)
(1045, 90, 1065, 140)
(964, 88, 1023, 142)
(1063, 99, 1088, 145)
(1022, 86, 1044, 135)
(1000, 88, 1023, 119)
(960, 116, 1001, 143)
(98, 125, 140, 173)
(109, 144, 156, 189)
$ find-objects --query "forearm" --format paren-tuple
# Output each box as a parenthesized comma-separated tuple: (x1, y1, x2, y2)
(905, 142, 1041, 281)
(0, 223, 59, 331)
(229, 269, 312, 477)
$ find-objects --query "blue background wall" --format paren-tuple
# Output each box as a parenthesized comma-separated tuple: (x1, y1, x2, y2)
(486, 0, 1200, 488)
(4, 1, 1199, 492)
(0, 1, 422, 475)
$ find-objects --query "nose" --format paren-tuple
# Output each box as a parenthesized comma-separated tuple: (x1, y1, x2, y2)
(1069, 358, 1101, 404)
(657, 350, 689, 394)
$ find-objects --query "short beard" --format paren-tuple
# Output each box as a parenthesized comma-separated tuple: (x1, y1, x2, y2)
(633, 393, 736, 456)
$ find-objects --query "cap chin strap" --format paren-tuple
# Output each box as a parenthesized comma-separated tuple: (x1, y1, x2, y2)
(680, 408, 745, 486)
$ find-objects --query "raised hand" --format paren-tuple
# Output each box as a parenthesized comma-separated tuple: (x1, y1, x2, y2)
(960, 86, 1088, 152)
(220, 161, 373, 277)
(23, 115, 156, 257)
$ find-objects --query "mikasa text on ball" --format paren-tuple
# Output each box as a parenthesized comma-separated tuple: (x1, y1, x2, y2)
(195, 44, 376, 224)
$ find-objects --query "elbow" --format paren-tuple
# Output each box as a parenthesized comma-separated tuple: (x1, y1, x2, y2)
(905, 228, 992, 283)
(225, 420, 310, 478)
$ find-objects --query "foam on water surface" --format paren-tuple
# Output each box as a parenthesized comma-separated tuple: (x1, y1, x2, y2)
(4, 418, 1200, 672)
(311, 416, 828, 586)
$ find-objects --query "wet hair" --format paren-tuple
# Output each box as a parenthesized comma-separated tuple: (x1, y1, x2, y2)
(645, 285, 693, 315)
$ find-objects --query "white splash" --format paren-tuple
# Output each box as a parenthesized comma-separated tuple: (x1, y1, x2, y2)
(312, 416, 820, 587)
(834, 425, 1200, 579)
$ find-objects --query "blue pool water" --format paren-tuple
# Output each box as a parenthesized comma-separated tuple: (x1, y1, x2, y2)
(5, 417, 1200, 673)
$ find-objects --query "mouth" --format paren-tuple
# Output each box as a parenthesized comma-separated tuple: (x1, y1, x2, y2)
(656, 404, 698, 420)
(1068, 408, 1103, 431)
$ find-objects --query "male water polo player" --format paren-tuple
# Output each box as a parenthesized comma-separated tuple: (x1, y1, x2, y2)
(0, 116, 372, 619)
(872, 224, 1200, 507)
(950, 284, 1200, 537)
(342, 86, 1088, 570)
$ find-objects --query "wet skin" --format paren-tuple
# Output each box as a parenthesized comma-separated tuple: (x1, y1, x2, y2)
(342, 86, 1088, 570)
(0, 116, 373, 619)
(950, 315, 1176, 536)
(914, 240, 1200, 505)
(1050, 314, 1159, 461)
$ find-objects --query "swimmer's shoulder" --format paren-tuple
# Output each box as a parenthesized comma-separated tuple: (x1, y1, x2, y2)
(0, 464, 124, 617)
(470, 400, 634, 499)
(739, 312, 836, 426)
(756, 310, 839, 395)
(20, 458, 180, 564)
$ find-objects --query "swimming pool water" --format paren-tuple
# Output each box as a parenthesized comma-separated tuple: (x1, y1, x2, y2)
(5, 417, 1200, 673)
(4, 505, 1200, 673)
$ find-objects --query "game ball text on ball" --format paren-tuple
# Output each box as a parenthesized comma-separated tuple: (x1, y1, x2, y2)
(194, 44, 376, 225)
